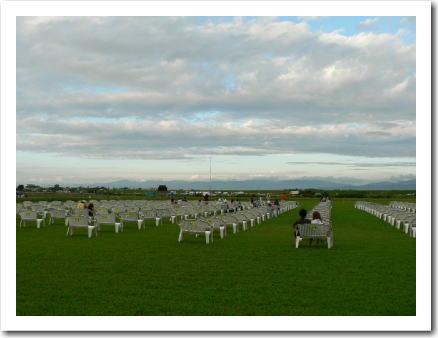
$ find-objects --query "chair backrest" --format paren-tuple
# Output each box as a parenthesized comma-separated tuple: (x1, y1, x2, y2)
(234, 213, 249, 221)
(95, 214, 116, 223)
(298, 223, 330, 237)
(241, 211, 256, 219)
(179, 219, 212, 232)
(140, 209, 156, 218)
(95, 208, 109, 215)
(217, 214, 238, 224)
(73, 208, 89, 216)
(120, 212, 139, 221)
(112, 207, 126, 214)
(156, 209, 171, 217)
(20, 211, 37, 220)
(202, 217, 225, 229)
(67, 216, 89, 226)
(50, 209, 66, 218)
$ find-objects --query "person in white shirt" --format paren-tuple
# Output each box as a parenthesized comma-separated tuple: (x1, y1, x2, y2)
(311, 211, 323, 224)
(311, 211, 324, 246)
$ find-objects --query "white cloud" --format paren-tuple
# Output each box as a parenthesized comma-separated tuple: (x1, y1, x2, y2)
(16, 16, 416, 175)
(359, 17, 378, 29)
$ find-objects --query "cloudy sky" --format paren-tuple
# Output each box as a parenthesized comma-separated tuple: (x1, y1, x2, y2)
(16, 16, 416, 185)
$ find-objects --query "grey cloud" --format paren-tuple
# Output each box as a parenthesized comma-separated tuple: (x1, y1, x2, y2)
(286, 161, 416, 167)
(17, 117, 416, 159)
(17, 17, 415, 123)
(16, 16, 416, 160)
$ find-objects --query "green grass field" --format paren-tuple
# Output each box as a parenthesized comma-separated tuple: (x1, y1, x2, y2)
(16, 199, 415, 316)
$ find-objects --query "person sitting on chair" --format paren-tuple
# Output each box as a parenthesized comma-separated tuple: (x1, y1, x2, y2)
(311, 211, 323, 224)
(293, 208, 311, 238)
(87, 203, 95, 217)
(311, 211, 324, 245)
(77, 200, 86, 209)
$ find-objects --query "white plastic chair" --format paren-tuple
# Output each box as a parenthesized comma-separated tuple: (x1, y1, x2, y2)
(178, 219, 213, 244)
(66, 216, 97, 238)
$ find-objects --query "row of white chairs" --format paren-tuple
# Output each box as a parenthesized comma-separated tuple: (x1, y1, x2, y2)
(389, 201, 416, 213)
(178, 201, 299, 244)
(354, 201, 416, 238)
(18, 202, 277, 225)
(17, 199, 263, 221)
(17, 199, 297, 240)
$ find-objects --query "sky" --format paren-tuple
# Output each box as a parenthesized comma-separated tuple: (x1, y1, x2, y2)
(16, 16, 416, 185)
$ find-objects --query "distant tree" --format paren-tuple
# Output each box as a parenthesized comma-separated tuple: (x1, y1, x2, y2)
(17, 184, 24, 191)
(25, 184, 41, 190)
(157, 185, 168, 192)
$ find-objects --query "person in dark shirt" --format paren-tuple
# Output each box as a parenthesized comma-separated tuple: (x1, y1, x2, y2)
(87, 203, 95, 217)
(273, 199, 280, 216)
(293, 208, 311, 237)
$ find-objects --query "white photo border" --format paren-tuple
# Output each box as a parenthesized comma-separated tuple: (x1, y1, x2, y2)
(1, 0, 431, 332)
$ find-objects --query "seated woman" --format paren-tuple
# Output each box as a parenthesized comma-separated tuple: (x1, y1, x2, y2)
(77, 200, 87, 209)
(311, 211, 323, 224)
(311, 211, 324, 245)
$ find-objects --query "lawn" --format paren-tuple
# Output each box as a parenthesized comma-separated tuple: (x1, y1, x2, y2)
(16, 199, 415, 316)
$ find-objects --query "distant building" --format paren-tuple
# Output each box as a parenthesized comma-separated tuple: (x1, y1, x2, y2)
(290, 190, 300, 196)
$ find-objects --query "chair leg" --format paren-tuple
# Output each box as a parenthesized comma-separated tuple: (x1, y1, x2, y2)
(327, 237, 331, 249)
(155, 217, 160, 226)
(232, 223, 237, 234)
(243, 221, 247, 231)
(220, 226, 225, 239)
(205, 231, 211, 244)
(295, 236, 300, 248)
(178, 230, 183, 242)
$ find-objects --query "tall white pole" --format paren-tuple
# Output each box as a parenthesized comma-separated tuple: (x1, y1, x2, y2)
(209, 156, 212, 195)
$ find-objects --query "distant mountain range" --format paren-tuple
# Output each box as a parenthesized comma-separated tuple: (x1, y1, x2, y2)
(64, 178, 416, 191)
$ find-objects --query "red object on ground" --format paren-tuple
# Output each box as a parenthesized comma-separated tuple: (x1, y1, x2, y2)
(280, 194, 287, 200)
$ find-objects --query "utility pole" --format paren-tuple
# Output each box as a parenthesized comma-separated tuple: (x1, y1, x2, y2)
(209, 156, 212, 196)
